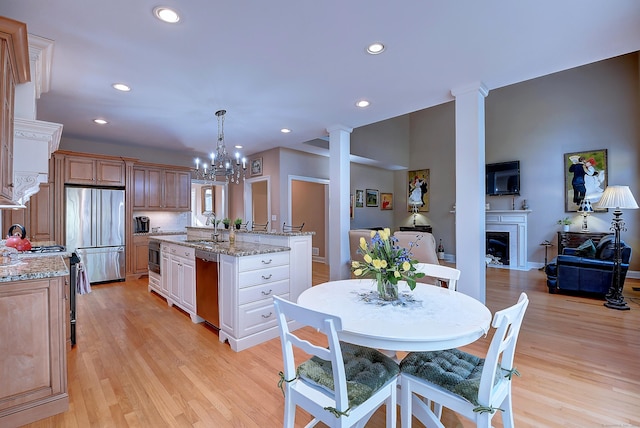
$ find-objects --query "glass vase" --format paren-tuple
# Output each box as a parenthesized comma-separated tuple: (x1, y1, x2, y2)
(377, 278, 399, 301)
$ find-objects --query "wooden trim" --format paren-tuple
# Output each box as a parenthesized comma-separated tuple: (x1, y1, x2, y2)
(0, 16, 30, 83)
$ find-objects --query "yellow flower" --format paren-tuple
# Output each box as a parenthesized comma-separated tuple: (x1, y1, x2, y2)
(402, 261, 411, 271)
(364, 254, 372, 264)
(372, 259, 383, 269)
(353, 269, 363, 276)
(380, 227, 391, 240)
(380, 259, 388, 268)
(351, 261, 360, 268)
(359, 237, 367, 250)
(394, 270, 401, 278)
(370, 230, 377, 238)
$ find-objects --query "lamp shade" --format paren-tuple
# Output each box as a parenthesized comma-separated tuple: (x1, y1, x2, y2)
(578, 199, 594, 213)
(595, 185, 639, 210)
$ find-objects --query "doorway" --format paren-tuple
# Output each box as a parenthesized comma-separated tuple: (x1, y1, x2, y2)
(289, 176, 329, 263)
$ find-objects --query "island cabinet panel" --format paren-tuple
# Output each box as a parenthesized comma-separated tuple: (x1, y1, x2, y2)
(218, 251, 291, 352)
(161, 243, 201, 322)
(0, 277, 68, 427)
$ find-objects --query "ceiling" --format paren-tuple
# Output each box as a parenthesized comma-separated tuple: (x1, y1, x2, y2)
(2, 1, 639, 161)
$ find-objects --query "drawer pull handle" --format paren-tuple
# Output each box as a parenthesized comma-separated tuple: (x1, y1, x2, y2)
(262, 274, 272, 280)
(262, 312, 273, 319)
(261, 289, 273, 296)
(261, 259, 272, 264)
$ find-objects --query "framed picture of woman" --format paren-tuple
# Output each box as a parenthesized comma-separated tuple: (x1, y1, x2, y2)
(355, 189, 364, 208)
(380, 193, 393, 210)
(408, 169, 429, 212)
(564, 149, 607, 212)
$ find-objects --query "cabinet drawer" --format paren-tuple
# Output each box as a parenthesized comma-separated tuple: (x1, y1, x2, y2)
(238, 279, 289, 305)
(239, 264, 289, 288)
(167, 244, 194, 259)
(238, 295, 289, 336)
(238, 252, 288, 272)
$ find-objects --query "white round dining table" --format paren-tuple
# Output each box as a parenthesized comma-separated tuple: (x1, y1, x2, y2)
(297, 279, 492, 352)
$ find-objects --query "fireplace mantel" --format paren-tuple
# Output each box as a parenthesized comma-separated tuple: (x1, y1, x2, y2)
(486, 210, 531, 270)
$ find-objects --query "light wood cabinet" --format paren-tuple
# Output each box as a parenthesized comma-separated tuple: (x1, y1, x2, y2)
(163, 170, 191, 210)
(161, 243, 200, 322)
(63, 155, 125, 186)
(132, 234, 150, 275)
(0, 17, 30, 205)
(0, 276, 68, 427)
(1, 183, 54, 242)
(132, 164, 190, 211)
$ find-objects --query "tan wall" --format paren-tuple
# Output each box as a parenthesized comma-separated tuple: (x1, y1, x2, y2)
(292, 180, 325, 258)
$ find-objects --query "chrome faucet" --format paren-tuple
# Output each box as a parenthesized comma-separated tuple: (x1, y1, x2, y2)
(206, 212, 219, 242)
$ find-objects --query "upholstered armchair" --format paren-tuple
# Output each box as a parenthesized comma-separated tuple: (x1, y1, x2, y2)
(394, 231, 439, 285)
(545, 234, 632, 296)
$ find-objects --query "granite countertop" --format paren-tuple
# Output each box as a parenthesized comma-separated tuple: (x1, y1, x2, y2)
(186, 226, 315, 237)
(0, 255, 69, 283)
(150, 234, 291, 257)
(133, 230, 187, 237)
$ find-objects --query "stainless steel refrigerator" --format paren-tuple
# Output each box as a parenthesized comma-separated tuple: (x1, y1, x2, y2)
(65, 187, 126, 283)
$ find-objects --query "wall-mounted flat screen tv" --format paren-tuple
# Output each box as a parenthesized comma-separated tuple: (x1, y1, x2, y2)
(486, 161, 520, 196)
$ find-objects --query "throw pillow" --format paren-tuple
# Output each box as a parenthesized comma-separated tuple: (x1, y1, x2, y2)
(575, 239, 596, 258)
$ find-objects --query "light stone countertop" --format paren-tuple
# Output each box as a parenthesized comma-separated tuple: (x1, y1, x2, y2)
(150, 234, 291, 257)
(0, 255, 69, 283)
(186, 226, 315, 237)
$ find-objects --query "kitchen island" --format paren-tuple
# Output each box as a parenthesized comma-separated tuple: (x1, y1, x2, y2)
(0, 254, 69, 427)
(149, 228, 313, 351)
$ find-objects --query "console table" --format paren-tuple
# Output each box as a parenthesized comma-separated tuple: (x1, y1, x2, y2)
(399, 225, 433, 233)
(557, 231, 609, 254)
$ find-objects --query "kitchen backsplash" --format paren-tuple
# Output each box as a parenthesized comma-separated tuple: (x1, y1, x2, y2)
(132, 211, 190, 232)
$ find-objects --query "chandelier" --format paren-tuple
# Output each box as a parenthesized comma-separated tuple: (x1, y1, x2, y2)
(194, 109, 246, 184)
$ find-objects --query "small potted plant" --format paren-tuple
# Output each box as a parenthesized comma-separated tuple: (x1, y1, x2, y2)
(557, 217, 572, 232)
(234, 218, 243, 230)
(222, 218, 230, 229)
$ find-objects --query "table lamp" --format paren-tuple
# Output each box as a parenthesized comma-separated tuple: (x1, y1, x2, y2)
(409, 200, 421, 227)
(577, 199, 594, 232)
(594, 185, 639, 310)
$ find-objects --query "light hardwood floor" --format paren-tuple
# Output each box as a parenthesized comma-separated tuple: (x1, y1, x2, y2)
(23, 263, 640, 428)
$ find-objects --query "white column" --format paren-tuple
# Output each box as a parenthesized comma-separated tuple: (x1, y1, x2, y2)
(452, 82, 489, 303)
(327, 125, 353, 280)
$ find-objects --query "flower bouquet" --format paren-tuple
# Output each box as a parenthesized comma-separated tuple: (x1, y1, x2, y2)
(351, 228, 425, 301)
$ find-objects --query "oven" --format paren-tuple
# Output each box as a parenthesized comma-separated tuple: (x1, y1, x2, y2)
(148, 240, 161, 274)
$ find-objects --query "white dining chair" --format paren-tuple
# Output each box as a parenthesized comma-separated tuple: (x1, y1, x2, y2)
(414, 262, 461, 291)
(272, 296, 399, 428)
(399, 292, 529, 428)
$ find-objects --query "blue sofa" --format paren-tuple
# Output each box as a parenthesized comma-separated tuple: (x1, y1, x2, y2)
(545, 234, 632, 296)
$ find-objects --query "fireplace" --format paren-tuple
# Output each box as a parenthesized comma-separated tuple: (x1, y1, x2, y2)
(485, 210, 531, 270)
(486, 232, 510, 265)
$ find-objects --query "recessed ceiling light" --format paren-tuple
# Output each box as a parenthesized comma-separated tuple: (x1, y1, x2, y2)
(281, 128, 291, 134)
(234, 145, 243, 149)
(153, 7, 180, 23)
(93, 118, 108, 125)
(366, 42, 385, 55)
(355, 100, 370, 108)
(112, 83, 131, 92)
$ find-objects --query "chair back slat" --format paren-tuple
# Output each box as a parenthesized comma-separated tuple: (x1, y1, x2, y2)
(283, 222, 305, 232)
(414, 263, 461, 290)
(251, 221, 269, 231)
(273, 296, 349, 410)
(478, 292, 529, 404)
